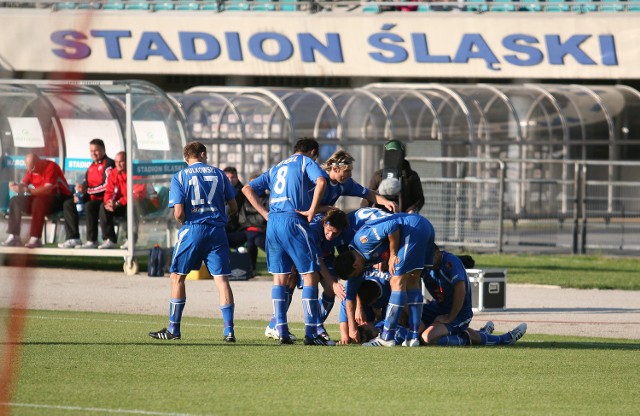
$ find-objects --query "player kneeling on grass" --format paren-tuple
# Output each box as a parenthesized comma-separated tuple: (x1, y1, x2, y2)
(420, 245, 527, 346)
(334, 213, 435, 347)
(149, 141, 238, 342)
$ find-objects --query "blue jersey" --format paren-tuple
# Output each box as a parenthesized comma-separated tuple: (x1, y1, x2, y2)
(349, 214, 409, 265)
(319, 176, 369, 206)
(422, 251, 472, 316)
(250, 153, 325, 216)
(340, 269, 392, 323)
(330, 207, 393, 254)
(350, 213, 435, 275)
(169, 162, 235, 226)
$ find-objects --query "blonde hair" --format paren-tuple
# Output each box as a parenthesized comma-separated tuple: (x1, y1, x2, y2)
(321, 150, 355, 171)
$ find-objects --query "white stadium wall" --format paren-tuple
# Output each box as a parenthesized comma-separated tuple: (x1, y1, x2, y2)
(0, 9, 637, 79)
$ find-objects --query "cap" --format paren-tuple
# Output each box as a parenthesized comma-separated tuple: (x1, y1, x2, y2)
(384, 140, 405, 153)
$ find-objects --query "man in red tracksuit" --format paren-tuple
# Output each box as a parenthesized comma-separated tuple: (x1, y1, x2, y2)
(2, 153, 72, 248)
(98, 151, 157, 249)
(58, 138, 115, 249)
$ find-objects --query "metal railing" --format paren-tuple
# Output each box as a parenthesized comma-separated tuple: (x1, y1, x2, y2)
(408, 157, 640, 255)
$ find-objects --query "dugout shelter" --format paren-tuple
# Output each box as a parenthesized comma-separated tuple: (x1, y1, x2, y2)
(174, 83, 640, 253)
(0, 79, 188, 273)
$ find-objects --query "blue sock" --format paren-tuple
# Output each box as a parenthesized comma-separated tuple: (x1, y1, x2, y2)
(319, 292, 335, 322)
(220, 303, 234, 337)
(478, 332, 507, 346)
(302, 286, 320, 338)
(268, 286, 294, 332)
(272, 285, 289, 337)
(437, 335, 469, 346)
(286, 285, 296, 310)
(381, 291, 407, 342)
(168, 298, 185, 336)
(406, 289, 423, 341)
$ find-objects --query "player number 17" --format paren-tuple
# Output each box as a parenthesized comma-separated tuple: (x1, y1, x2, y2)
(190, 175, 218, 206)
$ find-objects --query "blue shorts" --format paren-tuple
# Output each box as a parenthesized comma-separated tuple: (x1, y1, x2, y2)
(394, 215, 435, 276)
(421, 301, 472, 336)
(266, 214, 319, 275)
(170, 223, 231, 277)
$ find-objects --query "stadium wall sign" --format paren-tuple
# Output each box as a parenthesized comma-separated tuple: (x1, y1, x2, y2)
(0, 11, 636, 79)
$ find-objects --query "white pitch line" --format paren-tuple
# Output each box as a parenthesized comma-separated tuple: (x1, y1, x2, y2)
(1, 402, 211, 416)
(0, 313, 307, 331)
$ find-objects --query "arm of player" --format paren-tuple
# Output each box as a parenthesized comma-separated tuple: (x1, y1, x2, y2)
(297, 176, 327, 223)
(227, 198, 238, 218)
(345, 299, 361, 344)
(435, 281, 465, 324)
(318, 260, 345, 301)
(387, 229, 401, 276)
(242, 184, 269, 222)
(366, 189, 399, 213)
(173, 203, 186, 225)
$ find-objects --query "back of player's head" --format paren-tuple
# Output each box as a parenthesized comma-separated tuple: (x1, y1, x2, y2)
(294, 137, 319, 156)
(334, 250, 356, 280)
(183, 141, 207, 160)
(358, 280, 382, 305)
(321, 150, 355, 171)
(323, 209, 348, 232)
(89, 138, 106, 150)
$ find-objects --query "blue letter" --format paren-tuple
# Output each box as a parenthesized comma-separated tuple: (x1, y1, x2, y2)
(411, 33, 450, 63)
(179, 32, 220, 61)
(368, 24, 408, 63)
(503, 34, 543, 66)
(91, 30, 131, 59)
(225, 32, 243, 61)
(133, 32, 177, 61)
(599, 35, 618, 66)
(249, 33, 293, 62)
(545, 35, 595, 65)
(298, 33, 343, 63)
(453, 34, 500, 71)
(51, 31, 90, 60)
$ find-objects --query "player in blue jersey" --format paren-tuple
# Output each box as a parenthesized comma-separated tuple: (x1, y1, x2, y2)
(334, 212, 435, 347)
(318, 150, 398, 214)
(263, 208, 348, 342)
(242, 138, 332, 346)
(421, 245, 527, 346)
(149, 142, 238, 342)
(338, 268, 392, 344)
(288, 151, 396, 341)
(263, 207, 388, 342)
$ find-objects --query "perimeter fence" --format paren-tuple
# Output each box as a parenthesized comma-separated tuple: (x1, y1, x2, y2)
(408, 157, 640, 255)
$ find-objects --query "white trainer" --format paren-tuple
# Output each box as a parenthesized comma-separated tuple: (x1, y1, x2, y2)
(264, 325, 297, 341)
(79, 241, 98, 249)
(506, 323, 527, 345)
(480, 321, 495, 334)
(401, 338, 420, 347)
(264, 325, 279, 340)
(119, 239, 129, 250)
(58, 238, 82, 249)
(362, 336, 395, 347)
(1, 234, 21, 247)
(24, 237, 42, 248)
(98, 240, 117, 249)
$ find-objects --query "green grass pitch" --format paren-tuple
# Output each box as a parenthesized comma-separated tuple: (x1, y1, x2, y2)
(2, 309, 639, 415)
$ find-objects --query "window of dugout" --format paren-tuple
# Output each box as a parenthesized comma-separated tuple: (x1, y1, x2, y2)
(0, 80, 187, 257)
